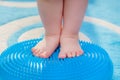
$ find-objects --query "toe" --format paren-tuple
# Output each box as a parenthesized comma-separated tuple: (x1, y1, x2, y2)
(76, 49, 83, 56)
(32, 47, 41, 55)
(33, 49, 40, 57)
(67, 52, 72, 58)
(59, 51, 66, 59)
(79, 49, 84, 55)
(39, 51, 50, 58)
(36, 49, 45, 57)
(71, 51, 76, 57)
(31, 47, 36, 53)
(76, 51, 80, 56)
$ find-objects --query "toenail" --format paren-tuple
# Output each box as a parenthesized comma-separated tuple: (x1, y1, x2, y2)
(72, 53, 76, 57)
(77, 54, 80, 57)
(67, 53, 72, 58)
(73, 54, 76, 57)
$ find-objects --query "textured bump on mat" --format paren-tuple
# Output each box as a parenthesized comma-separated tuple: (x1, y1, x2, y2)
(0, 39, 113, 80)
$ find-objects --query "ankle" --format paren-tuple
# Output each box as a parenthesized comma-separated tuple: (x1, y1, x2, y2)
(45, 32, 60, 37)
(45, 26, 62, 36)
(60, 33, 79, 39)
(60, 34, 79, 44)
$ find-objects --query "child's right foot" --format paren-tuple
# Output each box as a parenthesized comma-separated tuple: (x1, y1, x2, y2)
(32, 34, 60, 58)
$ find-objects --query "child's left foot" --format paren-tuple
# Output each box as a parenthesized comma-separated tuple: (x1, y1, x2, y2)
(59, 34, 83, 58)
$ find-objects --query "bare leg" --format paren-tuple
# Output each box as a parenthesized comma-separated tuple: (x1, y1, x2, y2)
(32, 0, 63, 58)
(59, 0, 88, 58)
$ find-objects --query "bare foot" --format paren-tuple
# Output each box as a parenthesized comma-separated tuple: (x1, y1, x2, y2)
(59, 34, 83, 58)
(32, 34, 60, 58)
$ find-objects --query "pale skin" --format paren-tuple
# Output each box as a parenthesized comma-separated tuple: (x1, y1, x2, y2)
(32, 0, 88, 58)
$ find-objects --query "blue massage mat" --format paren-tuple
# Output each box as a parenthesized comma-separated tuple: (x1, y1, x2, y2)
(0, 39, 113, 80)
